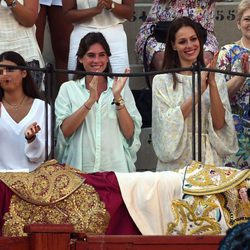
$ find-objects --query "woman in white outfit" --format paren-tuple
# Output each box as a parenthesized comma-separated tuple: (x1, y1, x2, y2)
(62, 0, 134, 77)
(0, 0, 44, 88)
(0, 51, 51, 172)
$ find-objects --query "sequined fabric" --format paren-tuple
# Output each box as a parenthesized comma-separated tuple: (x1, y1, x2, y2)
(0, 160, 84, 205)
(167, 161, 250, 235)
(1, 160, 110, 236)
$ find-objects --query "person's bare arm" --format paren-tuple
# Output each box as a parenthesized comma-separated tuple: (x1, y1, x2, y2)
(4, 0, 39, 27)
(62, 0, 103, 24)
(103, 0, 134, 20)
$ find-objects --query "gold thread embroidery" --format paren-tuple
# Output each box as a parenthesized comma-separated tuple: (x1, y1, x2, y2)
(167, 196, 222, 235)
(0, 160, 84, 205)
(183, 161, 250, 196)
(3, 184, 110, 237)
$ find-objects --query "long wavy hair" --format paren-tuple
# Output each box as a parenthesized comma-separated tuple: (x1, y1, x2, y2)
(162, 17, 205, 90)
(0, 51, 41, 100)
(74, 32, 112, 80)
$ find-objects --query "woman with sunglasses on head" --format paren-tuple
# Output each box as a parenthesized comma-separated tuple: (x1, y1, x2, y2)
(152, 17, 238, 171)
(0, 51, 51, 172)
(135, 0, 221, 71)
(55, 32, 141, 173)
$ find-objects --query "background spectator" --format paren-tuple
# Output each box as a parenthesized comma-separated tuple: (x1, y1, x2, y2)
(0, 0, 44, 89)
(135, 0, 220, 71)
(62, 0, 134, 78)
(217, 0, 250, 169)
(36, 0, 73, 89)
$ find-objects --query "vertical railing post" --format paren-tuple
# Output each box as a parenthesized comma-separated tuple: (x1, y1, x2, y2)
(191, 62, 202, 162)
(197, 62, 202, 162)
(44, 63, 55, 160)
(192, 65, 196, 161)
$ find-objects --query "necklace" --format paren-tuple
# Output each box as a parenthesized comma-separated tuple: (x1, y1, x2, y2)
(3, 96, 26, 111)
(240, 38, 250, 50)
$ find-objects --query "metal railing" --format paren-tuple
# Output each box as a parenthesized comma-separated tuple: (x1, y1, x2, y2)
(1, 63, 249, 163)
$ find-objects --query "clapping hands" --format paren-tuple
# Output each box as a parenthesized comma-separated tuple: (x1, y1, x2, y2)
(97, 0, 112, 10)
(112, 68, 130, 99)
(241, 53, 249, 74)
(201, 52, 219, 93)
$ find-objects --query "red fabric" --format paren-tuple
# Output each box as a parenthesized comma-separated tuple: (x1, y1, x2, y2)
(0, 181, 14, 236)
(81, 172, 141, 235)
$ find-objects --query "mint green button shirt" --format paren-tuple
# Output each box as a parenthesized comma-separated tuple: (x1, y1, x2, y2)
(55, 77, 142, 173)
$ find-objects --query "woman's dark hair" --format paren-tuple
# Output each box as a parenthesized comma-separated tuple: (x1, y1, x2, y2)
(0, 51, 41, 100)
(74, 32, 112, 80)
(162, 17, 205, 90)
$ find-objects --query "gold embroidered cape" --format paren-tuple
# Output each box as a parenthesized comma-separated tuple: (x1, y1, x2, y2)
(0, 160, 110, 237)
(167, 161, 250, 235)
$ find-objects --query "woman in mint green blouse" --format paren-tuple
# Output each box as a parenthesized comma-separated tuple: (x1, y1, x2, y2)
(55, 32, 142, 173)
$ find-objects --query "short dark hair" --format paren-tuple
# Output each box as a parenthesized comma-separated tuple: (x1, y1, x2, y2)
(74, 32, 112, 80)
(0, 51, 41, 100)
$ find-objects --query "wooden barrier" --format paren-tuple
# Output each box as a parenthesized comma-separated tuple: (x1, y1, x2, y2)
(73, 234, 224, 250)
(24, 224, 74, 250)
(0, 236, 29, 250)
(0, 225, 224, 250)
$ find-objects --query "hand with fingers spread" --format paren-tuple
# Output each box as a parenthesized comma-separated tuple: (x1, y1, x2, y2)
(88, 75, 99, 104)
(241, 53, 249, 74)
(24, 122, 41, 143)
(112, 68, 130, 100)
(201, 52, 219, 93)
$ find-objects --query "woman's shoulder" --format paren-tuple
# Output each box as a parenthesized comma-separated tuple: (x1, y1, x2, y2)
(153, 73, 171, 82)
(220, 43, 246, 56)
(58, 79, 83, 93)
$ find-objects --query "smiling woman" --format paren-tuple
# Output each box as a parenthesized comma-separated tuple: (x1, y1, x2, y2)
(0, 51, 51, 172)
(152, 17, 238, 171)
(54, 32, 142, 173)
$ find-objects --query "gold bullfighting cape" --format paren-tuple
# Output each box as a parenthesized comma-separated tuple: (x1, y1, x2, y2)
(168, 161, 250, 235)
(0, 160, 110, 237)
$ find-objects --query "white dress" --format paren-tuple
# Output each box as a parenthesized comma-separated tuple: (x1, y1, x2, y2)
(68, 0, 129, 76)
(152, 73, 238, 171)
(39, 0, 62, 6)
(0, 0, 44, 68)
(0, 99, 51, 172)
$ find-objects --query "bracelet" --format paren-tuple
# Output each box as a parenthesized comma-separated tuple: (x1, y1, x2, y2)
(111, 97, 125, 106)
(84, 103, 91, 110)
(25, 134, 36, 142)
(116, 105, 125, 111)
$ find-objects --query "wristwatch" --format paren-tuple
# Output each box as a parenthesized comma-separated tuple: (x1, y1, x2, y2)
(6, 0, 17, 8)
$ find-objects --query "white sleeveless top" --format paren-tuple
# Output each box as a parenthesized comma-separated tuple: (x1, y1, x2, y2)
(0, 0, 44, 67)
(39, 0, 62, 6)
(76, 0, 125, 28)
